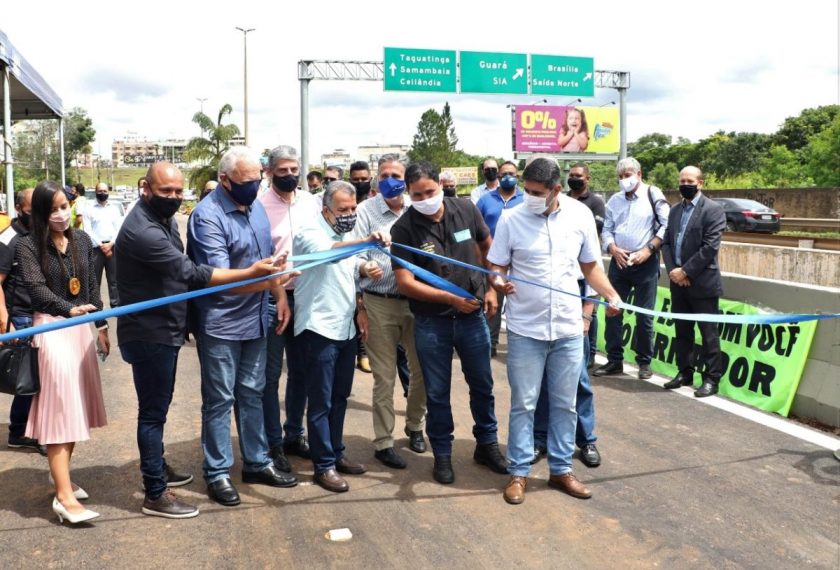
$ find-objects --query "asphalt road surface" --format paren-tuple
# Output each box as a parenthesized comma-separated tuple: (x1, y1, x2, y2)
(0, 327, 838, 569)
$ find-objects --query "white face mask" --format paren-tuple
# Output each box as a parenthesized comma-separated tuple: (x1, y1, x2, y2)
(524, 192, 550, 215)
(619, 175, 639, 193)
(412, 190, 444, 216)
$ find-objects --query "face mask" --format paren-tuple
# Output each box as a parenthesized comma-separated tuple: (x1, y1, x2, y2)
(679, 184, 699, 200)
(412, 190, 444, 216)
(352, 181, 372, 200)
(619, 175, 638, 193)
(17, 211, 31, 228)
(328, 211, 357, 234)
(483, 168, 498, 181)
(442, 186, 457, 197)
(524, 193, 550, 215)
(272, 174, 299, 193)
(227, 178, 261, 206)
(567, 177, 586, 192)
(499, 174, 518, 190)
(49, 209, 71, 232)
(148, 194, 182, 219)
(95, 192, 109, 203)
(64, 190, 76, 203)
(378, 177, 405, 199)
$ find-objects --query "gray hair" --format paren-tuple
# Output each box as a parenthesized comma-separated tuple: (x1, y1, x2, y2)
(266, 145, 299, 170)
(616, 157, 641, 177)
(323, 180, 356, 208)
(522, 157, 562, 191)
(377, 153, 407, 169)
(439, 171, 456, 183)
(219, 146, 262, 177)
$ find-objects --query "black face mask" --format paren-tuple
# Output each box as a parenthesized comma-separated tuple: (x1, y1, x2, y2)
(352, 181, 372, 200)
(272, 174, 299, 193)
(483, 168, 498, 181)
(679, 184, 699, 200)
(442, 186, 457, 197)
(95, 193, 109, 203)
(17, 211, 31, 228)
(148, 194, 182, 219)
(568, 177, 586, 192)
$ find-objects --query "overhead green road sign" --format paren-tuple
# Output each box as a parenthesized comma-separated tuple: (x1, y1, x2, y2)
(460, 51, 528, 94)
(384, 47, 457, 92)
(531, 54, 595, 97)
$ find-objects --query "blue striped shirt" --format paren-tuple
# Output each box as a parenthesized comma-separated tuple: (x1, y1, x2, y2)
(601, 184, 670, 252)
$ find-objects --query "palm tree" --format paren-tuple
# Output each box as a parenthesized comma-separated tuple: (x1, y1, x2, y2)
(183, 103, 241, 191)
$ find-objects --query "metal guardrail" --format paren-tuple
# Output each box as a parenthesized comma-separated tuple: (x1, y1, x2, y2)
(780, 218, 840, 231)
(722, 232, 840, 251)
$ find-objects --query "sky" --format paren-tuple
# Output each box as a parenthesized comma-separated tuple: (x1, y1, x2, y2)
(3, 0, 838, 164)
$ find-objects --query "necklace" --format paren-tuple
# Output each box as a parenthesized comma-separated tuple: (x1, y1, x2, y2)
(54, 236, 81, 297)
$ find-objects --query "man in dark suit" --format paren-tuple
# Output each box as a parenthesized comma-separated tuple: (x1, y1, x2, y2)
(661, 166, 727, 398)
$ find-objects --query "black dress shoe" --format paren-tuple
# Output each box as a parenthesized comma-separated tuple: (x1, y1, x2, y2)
(375, 447, 407, 469)
(530, 444, 547, 465)
(637, 364, 653, 379)
(433, 455, 455, 484)
(664, 371, 695, 390)
(694, 380, 718, 398)
(207, 478, 241, 506)
(593, 361, 624, 376)
(242, 465, 298, 488)
(404, 428, 427, 454)
(473, 442, 509, 474)
(283, 436, 311, 459)
(579, 444, 601, 468)
(336, 457, 367, 475)
(269, 447, 292, 473)
(164, 464, 194, 487)
(314, 469, 348, 493)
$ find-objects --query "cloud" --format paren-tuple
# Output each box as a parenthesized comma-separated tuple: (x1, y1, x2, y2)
(721, 60, 773, 84)
(81, 68, 169, 102)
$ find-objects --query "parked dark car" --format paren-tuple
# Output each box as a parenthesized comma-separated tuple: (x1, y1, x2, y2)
(713, 198, 781, 233)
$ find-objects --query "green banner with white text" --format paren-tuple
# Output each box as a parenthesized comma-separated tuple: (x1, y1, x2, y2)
(595, 287, 818, 416)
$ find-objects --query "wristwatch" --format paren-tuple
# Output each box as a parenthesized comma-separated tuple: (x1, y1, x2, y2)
(646, 243, 657, 253)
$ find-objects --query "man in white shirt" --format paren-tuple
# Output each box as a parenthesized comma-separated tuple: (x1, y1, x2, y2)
(469, 158, 500, 204)
(258, 145, 320, 471)
(85, 182, 124, 307)
(487, 157, 621, 505)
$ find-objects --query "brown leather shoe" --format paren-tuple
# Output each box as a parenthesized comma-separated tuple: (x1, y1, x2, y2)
(314, 469, 349, 493)
(336, 457, 367, 475)
(503, 476, 527, 505)
(548, 472, 592, 499)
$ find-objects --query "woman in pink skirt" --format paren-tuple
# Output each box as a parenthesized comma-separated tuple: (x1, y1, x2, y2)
(16, 180, 109, 524)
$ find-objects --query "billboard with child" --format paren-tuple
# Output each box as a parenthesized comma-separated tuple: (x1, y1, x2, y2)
(513, 105, 620, 154)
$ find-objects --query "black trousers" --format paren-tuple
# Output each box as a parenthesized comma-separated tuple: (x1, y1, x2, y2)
(93, 247, 119, 307)
(670, 285, 722, 382)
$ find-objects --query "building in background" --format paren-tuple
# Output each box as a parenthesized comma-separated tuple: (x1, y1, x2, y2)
(356, 144, 410, 165)
(112, 132, 188, 167)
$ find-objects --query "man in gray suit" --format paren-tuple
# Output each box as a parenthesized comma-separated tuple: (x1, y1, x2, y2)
(660, 166, 727, 398)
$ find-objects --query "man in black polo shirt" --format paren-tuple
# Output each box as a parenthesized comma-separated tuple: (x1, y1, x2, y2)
(0, 188, 45, 455)
(391, 161, 508, 485)
(116, 162, 286, 518)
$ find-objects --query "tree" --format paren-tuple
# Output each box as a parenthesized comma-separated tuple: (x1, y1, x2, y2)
(803, 113, 840, 186)
(183, 103, 240, 191)
(407, 101, 481, 169)
(756, 145, 813, 187)
(774, 105, 840, 151)
(627, 132, 672, 156)
(647, 162, 680, 191)
(63, 107, 96, 170)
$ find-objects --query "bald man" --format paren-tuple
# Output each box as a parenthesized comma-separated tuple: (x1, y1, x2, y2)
(115, 162, 289, 518)
(661, 166, 727, 398)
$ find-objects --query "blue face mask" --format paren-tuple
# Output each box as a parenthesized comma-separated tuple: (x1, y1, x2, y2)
(227, 178, 261, 206)
(378, 177, 406, 199)
(500, 174, 518, 190)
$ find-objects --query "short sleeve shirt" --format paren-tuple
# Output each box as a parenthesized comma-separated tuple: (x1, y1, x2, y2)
(390, 196, 490, 318)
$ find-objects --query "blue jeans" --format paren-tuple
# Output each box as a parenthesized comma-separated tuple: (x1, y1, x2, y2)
(508, 332, 583, 476)
(197, 333, 271, 483)
(120, 340, 181, 499)
(413, 312, 498, 457)
(604, 255, 659, 365)
(299, 330, 356, 474)
(534, 335, 596, 448)
(8, 315, 33, 439)
(263, 296, 307, 450)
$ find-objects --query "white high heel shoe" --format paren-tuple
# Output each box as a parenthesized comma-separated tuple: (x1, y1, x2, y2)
(52, 497, 99, 524)
(47, 474, 89, 500)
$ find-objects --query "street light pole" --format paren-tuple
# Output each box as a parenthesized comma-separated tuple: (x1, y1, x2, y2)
(196, 97, 207, 115)
(235, 27, 255, 147)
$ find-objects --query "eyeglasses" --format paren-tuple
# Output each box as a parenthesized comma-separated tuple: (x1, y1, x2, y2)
(323, 177, 338, 183)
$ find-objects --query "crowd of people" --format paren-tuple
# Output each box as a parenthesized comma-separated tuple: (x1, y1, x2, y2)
(0, 146, 727, 523)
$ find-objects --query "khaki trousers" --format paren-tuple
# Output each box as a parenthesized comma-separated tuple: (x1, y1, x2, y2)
(364, 293, 427, 450)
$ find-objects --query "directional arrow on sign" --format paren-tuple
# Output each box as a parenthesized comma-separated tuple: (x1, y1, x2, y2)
(583, 72, 592, 81)
(512, 68, 524, 80)
(389, 63, 396, 77)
